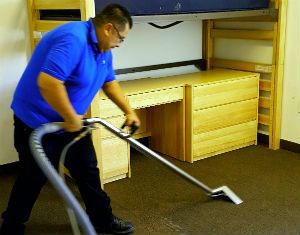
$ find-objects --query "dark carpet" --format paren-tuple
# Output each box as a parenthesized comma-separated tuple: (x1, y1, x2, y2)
(1, 145, 300, 235)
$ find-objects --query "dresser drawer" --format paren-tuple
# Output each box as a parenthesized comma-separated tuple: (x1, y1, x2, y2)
(193, 76, 258, 110)
(100, 137, 129, 180)
(192, 121, 257, 158)
(98, 98, 123, 118)
(127, 87, 183, 109)
(193, 98, 258, 134)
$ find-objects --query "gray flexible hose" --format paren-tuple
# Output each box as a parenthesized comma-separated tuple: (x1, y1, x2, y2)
(29, 123, 97, 235)
(59, 128, 93, 235)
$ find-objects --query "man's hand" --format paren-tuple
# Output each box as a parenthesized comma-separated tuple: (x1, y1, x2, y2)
(102, 80, 141, 134)
(63, 115, 83, 132)
(122, 112, 140, 135)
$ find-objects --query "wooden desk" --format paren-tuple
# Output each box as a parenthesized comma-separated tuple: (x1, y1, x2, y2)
(89, 77, 186, 185)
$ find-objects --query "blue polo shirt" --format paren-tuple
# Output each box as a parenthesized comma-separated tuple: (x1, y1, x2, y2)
(11, 18, 115, 128)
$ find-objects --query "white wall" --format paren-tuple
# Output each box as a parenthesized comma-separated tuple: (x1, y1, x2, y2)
(281, 0, 300, 143)
(113, 21, 202, 80)
(0, 0, 30, 164)
(113, 21, 202, 69)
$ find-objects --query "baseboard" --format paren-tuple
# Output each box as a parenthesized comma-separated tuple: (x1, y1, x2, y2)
(258, 133, 300, 154)
(280, 139, 300, 154)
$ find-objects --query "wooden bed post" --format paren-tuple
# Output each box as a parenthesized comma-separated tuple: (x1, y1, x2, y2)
(202, 20, 214, 70)
(271, 0, 287, 149)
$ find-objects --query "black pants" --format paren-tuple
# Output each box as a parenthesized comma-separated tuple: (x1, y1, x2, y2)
(0, 115, 113, 235)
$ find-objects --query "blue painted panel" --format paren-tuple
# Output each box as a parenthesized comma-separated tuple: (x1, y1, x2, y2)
(95, 0, 269, 15)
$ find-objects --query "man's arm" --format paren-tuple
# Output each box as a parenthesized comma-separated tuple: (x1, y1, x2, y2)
(102, 80, 140, 129)
(38, 72, 82, 132)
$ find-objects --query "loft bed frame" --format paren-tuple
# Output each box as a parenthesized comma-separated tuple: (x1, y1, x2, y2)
(28, 0, 274, 48)
(27, 0, 286, 150)
(202, 0, 286, 149)
(95, 0, 269, 15)
(95, 0, 271, 22)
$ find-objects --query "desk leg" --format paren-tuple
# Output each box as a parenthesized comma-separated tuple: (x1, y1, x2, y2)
(148, 101, 185, 161)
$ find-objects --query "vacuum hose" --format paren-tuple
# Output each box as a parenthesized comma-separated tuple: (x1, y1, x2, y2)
(29, 122, 97, 235)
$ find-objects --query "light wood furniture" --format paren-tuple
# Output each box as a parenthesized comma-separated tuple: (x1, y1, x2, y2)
(184, 69, 259, 162)
(27, 0, 95, 50)
(27, 0, 284, 151)
(90, 69, 259, 183)
(203, 0, 287, 149)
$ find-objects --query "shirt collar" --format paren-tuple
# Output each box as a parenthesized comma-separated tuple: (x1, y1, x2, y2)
(87, 18, 100, 54)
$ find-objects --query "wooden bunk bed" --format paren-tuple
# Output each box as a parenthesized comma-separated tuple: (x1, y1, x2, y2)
(26, 0, 286, 185)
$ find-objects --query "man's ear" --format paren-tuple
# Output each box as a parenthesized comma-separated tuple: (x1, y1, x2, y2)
(103, 23, 113, 36)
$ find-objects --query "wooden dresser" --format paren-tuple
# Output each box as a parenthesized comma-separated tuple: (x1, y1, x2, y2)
(184, 69, 259, 162)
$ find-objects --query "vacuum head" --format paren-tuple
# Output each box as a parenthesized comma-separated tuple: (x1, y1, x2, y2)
(209, 186, 243, 205)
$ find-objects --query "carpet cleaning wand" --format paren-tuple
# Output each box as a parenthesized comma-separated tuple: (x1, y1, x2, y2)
(29, 117, 242, 234)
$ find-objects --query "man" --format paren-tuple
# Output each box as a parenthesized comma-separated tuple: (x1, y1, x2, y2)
(0, 4, 139, 235)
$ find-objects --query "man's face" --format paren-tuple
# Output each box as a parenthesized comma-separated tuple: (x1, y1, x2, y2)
(98, 22, 130, 52)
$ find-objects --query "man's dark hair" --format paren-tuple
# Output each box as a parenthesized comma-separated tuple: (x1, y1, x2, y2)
(94, 4, 133, 30)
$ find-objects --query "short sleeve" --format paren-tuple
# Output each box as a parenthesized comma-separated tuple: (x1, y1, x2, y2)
(41, 34, 83, 82)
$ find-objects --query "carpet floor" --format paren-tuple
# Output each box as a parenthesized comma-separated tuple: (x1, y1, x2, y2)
(1, 145, 300, 235)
